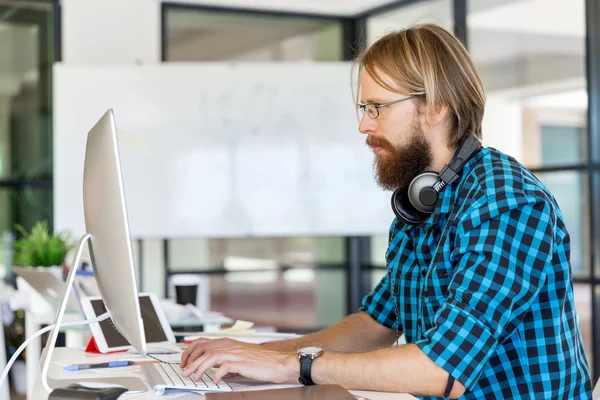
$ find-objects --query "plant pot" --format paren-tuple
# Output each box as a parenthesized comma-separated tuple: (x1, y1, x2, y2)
(36, 265, 64, 281)
(10, 359, 27, 395)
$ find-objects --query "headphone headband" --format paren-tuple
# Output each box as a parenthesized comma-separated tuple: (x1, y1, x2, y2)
(437, 135, 482, 187)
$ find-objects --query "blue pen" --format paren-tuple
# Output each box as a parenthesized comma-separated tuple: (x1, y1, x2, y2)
(64, 361, 134, 371)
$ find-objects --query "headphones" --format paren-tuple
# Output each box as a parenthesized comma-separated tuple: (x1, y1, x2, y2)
(391, 134, 483, 225)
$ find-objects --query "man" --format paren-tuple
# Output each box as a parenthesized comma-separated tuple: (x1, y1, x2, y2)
(180, 24, 593, 399)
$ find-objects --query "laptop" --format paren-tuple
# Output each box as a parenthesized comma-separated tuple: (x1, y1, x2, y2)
(13, 267, 83, 315)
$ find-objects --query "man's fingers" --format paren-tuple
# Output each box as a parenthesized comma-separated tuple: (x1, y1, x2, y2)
(180, 339, 214, 366)
(180, 341, 200, 367)
(214, 362, 239, 384)
(183, 350, 214, 378)
(193, 351, 223, 381)
(185, 346, 212, 369)
(182, 339, 224, 367)
(189, 351, 239, 381)
(181, 338, 244, 368)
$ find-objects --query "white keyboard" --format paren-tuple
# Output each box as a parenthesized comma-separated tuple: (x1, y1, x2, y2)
(142, 363, 232, 395)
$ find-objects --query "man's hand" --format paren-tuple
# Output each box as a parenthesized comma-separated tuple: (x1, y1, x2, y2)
(180, 338, 259, 369)
(180, 341, 298, 384)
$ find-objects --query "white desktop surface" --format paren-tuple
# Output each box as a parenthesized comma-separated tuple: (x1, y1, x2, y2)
(23, 304, 230, 395)
(32, 347, 417, 400)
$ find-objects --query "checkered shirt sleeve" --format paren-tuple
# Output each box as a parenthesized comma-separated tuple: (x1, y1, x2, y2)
(360, 269, 400, 331)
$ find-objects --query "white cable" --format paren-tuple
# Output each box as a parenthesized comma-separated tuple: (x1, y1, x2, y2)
(0, 311, 110, 391)
(41, 233, 91, 393)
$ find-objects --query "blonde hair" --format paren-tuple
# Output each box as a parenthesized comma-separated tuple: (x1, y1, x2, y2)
(353, 23, 485, 147)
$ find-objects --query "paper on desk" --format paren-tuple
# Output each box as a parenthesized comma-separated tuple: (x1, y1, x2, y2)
(183, 320, 293, 344)
(183, 331, 301, 345)
(218, 320, 254, 332)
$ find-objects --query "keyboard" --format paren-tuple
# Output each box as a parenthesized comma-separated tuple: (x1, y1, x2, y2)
(142, 363, 232, 396)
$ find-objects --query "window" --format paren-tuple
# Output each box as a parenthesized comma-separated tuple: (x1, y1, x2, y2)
(164, 7, 343, 62)
(0, 1, 56, 278)
(162, 5, 347, 331)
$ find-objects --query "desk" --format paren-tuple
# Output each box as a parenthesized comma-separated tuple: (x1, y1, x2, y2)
(25, 312, 232, 396)
(31, 347, 417, 400)
(24, 311, 87, 396)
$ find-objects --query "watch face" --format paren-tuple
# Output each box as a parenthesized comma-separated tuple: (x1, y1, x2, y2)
(297, 346, 323, 356)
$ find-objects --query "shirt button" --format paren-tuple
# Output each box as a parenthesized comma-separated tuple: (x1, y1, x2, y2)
(464, 292, 472, 301)
(421, 270, 427, 277)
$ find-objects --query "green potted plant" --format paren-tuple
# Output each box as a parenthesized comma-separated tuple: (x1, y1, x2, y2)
(12, 221, 74, 279)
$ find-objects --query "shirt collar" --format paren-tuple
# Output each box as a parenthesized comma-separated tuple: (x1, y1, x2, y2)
(426, 146, 488, 227)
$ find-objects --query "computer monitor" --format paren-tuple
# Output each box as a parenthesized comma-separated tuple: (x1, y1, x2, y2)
(82, 109, 147, 356)
(35, 109, 148, 392)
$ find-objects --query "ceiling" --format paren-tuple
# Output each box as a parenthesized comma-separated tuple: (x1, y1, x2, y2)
(467, 0, 585, 38)
(169, 0, 402, 17)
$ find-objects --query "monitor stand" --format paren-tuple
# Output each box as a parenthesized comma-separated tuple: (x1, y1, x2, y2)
(38, 233, 92, 393)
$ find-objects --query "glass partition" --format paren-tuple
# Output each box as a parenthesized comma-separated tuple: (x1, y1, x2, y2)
(165, 8, 343, 62)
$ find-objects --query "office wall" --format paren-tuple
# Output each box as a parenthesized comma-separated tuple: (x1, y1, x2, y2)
(61, 0, 160, 65)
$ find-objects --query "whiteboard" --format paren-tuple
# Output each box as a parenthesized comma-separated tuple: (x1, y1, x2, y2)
(54, 63, 394, 238)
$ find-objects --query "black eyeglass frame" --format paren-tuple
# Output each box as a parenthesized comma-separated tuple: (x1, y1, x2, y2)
(358, 95, 418, 119)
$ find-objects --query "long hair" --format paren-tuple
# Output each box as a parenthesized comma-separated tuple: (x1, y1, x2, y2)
(353, 23, 486, 147)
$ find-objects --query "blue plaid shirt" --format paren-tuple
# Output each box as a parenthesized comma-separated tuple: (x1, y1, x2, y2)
(361, 147, 592, 399)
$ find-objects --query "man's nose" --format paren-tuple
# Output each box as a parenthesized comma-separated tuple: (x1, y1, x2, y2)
(358, 113, 376, 135)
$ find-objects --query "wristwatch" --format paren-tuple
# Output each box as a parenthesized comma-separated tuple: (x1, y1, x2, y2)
(297, 346, 323, 386)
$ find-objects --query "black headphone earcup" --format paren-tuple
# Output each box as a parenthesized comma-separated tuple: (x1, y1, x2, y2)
(391, 189, 430, 225)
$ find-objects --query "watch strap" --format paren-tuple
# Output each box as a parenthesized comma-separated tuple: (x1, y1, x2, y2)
(298, 355, 315, 386)
(444, 375, 455, 397)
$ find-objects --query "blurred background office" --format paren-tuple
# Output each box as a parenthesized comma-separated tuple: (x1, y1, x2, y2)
(0, 0, 599, 390)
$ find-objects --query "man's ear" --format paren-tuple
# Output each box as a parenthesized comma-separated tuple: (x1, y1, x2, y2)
(427, 103, 449, 127)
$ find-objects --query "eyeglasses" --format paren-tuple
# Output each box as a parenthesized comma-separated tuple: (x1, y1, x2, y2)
(358, 96, 417, 119)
